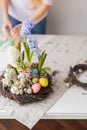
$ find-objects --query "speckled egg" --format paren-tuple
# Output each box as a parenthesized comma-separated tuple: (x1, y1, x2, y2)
(15, 89, 20, 95)
(32, 78, 39, 84)
(15, 80, 20, 86)
(27, 88, 32, 94)
(24, 88, 27, 93)
(39, 78, 48, 87)
(10, 86, 18, 94)
(32, 68, 38, 75)
(32, 83, 41, 93)
(19, 89, 23, 95)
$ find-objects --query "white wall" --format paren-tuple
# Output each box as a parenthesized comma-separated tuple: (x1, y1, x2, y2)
(0, 12, 2, 33)
(47, 0, 87, 35)
(0, 0, 87, 35)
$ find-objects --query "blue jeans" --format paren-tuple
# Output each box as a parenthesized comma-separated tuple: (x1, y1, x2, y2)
(8, 15, 46, 34)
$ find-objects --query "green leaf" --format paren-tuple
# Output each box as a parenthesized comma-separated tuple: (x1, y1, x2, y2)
(21, 51, 24, 61)
(38, 50, 48, 72)
(41, 53, 47, 68)
(23, 41, 33, 63)
(41, 67, 51, 73)
(23, 42, 28, 61)
(38, 56, 42, 72)
(23, 42, 29, 62)
(42, 50, 46, 58)
(30, 51, 34, 62)
(16, 57, 21, 63)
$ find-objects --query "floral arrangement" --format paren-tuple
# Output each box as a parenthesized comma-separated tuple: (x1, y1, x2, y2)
(0, 19, 52, 104)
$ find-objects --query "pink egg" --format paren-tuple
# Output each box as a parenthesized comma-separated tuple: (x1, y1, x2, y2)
(32, 83, 41, 94)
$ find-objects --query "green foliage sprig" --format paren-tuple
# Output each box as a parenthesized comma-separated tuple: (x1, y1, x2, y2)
(23, 42, 34, 63)
(16, 51, 26, 71)
(38, 50, 51, 73)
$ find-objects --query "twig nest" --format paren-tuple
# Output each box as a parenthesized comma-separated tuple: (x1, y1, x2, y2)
(66, 64, 87, 88)
(32, 83, 41, 93)
(39, 78, 48, 87)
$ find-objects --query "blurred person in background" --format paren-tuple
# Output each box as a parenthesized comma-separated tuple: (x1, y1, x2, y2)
(0, 0, 53, 37)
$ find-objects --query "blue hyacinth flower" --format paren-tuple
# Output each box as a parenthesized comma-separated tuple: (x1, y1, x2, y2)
(20, 19, 35, 36)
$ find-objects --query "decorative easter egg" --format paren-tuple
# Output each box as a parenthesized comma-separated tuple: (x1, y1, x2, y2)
(10, 86, 18, 94)
(20, 77, 27, 87)
(32, 78, 39, 84)
(32, 68, 38, 75)
(15, 89, 20, 95)
(27, 88, 32, 94)
(32, 83, 41, 93)
(19, 85, 23, 89)
(15, 80, 20, 86)
(7, 40, 14, 46)
(19, 89, 23, 95)
(32, 74, 39, 78)
(39, 78, 48, 87)
(24, 88, 27, 93)
(31, 63, 38, 68)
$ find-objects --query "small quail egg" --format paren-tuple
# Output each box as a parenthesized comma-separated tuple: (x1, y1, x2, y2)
(32, 78, 39, 84)
(15, 89, 20, 95)
(19, 89, 23, 95)
(24, 88, 27, 93)
(65, 82, 71, 88)
(27, 88, 32, 94)
(10, 86, 18, 94)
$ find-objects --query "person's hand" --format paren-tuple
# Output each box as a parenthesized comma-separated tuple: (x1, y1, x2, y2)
(2, 18, 12, 37)
(10, 24, 22, 37)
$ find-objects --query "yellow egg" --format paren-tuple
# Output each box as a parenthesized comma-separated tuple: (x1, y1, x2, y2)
(39, 78, 48, 87)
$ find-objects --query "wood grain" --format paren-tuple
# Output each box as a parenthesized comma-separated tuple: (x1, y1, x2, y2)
(0, 119, 87, 130)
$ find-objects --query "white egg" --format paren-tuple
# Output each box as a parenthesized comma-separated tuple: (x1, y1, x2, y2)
(10, 86, 18, 94)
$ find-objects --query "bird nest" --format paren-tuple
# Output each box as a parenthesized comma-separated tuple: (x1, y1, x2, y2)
(0, 73, 52, 104)
(65, 64, 87, 88)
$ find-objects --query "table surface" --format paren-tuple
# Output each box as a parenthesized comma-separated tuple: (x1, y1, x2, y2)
(0, 35, 87, 119)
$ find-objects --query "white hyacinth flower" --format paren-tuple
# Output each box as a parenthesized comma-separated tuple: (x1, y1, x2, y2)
(7, 47, 21, 67)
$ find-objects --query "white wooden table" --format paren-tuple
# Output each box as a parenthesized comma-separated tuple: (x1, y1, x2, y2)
(0, 35, 87, 119)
